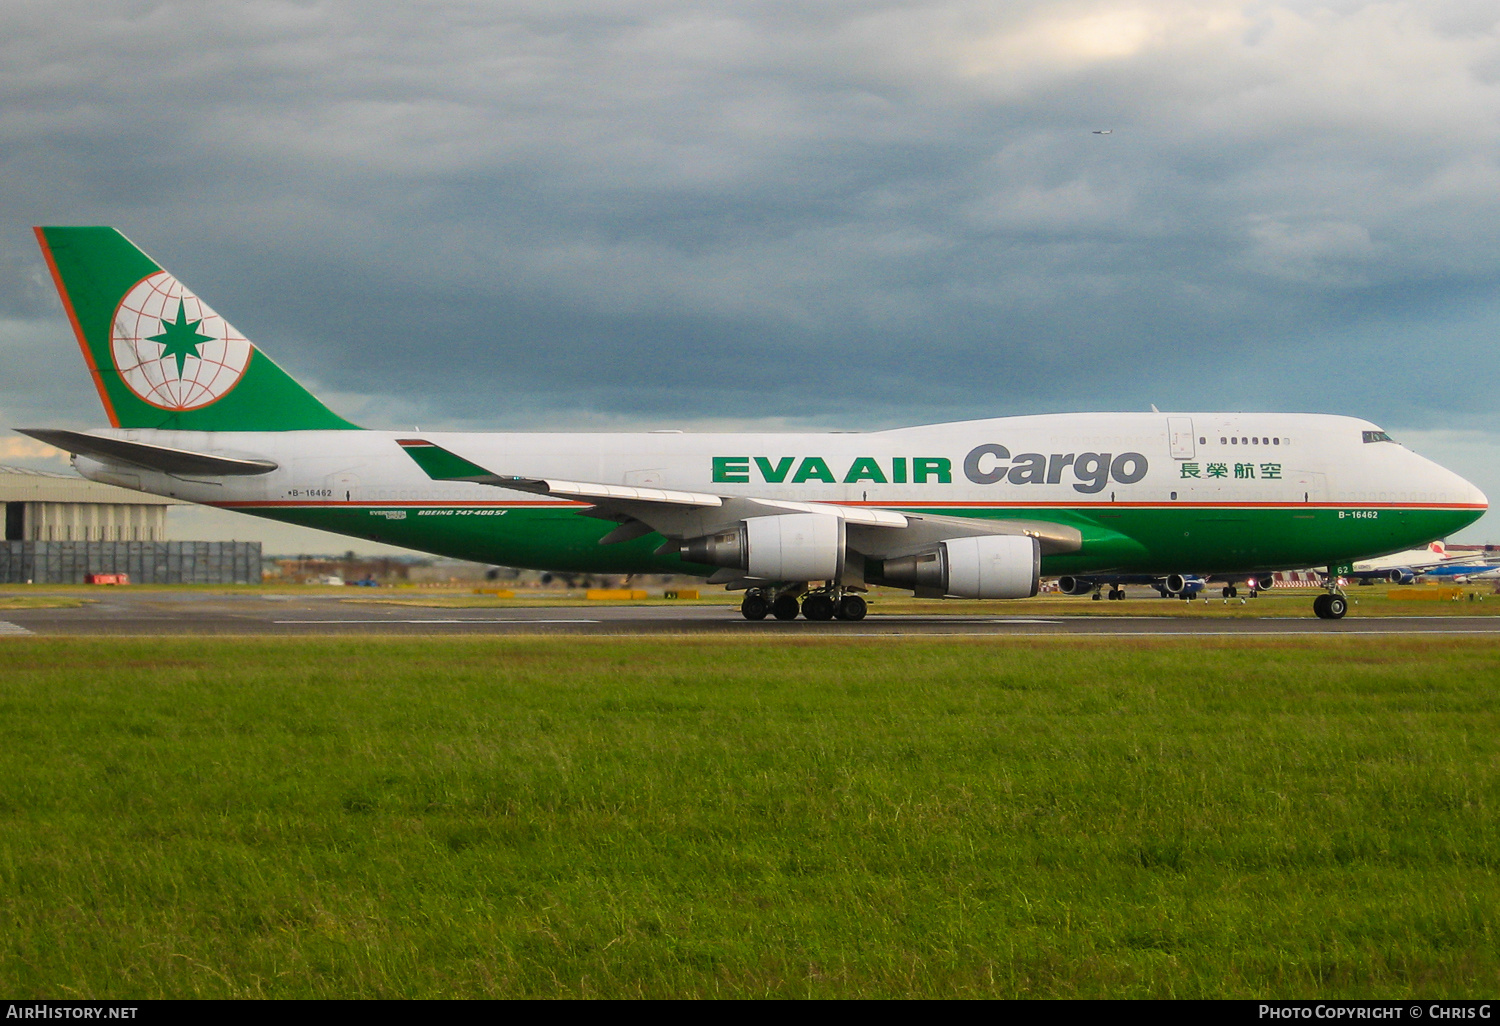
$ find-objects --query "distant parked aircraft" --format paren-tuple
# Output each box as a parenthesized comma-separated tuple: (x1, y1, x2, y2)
(1350, 540, 1464, 584)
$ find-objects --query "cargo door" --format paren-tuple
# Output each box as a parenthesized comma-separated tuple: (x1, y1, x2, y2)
(1167, 417, 1196, 459)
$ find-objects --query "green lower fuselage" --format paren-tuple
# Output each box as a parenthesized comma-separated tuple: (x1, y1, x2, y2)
(235, 500, 1480, 579)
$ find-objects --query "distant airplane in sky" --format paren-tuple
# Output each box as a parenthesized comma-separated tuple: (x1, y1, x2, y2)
(1093, 129, 1112, 134)
(17, 227, 1488, 621)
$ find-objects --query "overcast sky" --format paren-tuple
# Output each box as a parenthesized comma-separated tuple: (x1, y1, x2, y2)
(2, 0, 1496, 551)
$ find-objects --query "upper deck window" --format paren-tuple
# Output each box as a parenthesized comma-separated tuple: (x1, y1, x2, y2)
(1362, 430, 1394, 444)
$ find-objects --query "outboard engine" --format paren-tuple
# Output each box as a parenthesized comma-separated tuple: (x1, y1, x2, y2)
(1387, 568, 1416, 585)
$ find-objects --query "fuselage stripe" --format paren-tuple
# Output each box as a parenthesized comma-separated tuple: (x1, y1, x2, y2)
(212, 500, 1486, 511)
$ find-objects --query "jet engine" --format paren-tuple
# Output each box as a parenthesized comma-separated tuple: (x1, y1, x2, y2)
(1055, 575, 1095, 596)
(680, 513, 844, 581)
(1387, 568, 1415, 585)
(1164, 573, 1207, 596)
(877, 535, 1039, 599)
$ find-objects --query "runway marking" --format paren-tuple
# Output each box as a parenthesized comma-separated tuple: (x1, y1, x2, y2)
(274, 618, 603, 624)
(0, 621, 33, 636)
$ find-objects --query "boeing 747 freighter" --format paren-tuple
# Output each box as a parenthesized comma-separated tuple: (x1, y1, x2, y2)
(18, 228, 1488, 620)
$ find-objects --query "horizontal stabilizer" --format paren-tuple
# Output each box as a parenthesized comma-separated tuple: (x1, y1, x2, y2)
(18, 428, 278, 476)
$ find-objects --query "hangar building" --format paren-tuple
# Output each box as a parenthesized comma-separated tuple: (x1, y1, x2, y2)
(2, 463, 173, 542)
(0, 464, 260, 584)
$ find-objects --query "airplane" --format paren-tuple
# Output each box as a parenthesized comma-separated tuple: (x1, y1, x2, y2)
(16, 226, 1490, 621)
(1420, 559, 1500, 582)
(1348, 540, 1462, 585)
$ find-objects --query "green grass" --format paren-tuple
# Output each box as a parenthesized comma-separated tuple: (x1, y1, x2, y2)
(1, 636, 1498, 998)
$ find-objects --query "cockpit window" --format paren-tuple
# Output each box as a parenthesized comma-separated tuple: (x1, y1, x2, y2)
(1362, 430, 1394, 444)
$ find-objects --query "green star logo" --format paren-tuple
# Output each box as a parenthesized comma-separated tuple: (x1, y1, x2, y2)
(147, 300, 215, 378)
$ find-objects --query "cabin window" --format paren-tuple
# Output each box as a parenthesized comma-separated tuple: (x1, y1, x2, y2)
(1362, 430, 1393, 444)
(1274, 438, 1281, 445)
(1220, 437, 1227, 444)
(1199, 437, 1206, 444)
(1231, 437, 1238, 445)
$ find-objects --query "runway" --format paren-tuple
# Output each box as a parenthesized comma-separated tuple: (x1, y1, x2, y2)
(3, 591, 1500, 637)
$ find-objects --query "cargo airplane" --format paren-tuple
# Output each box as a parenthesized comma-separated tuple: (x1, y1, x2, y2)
(18, 227, 1489, 621)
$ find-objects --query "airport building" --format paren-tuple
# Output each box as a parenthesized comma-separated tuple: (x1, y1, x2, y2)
(2, 463, 173, 542)
(0, 465, 260, 584)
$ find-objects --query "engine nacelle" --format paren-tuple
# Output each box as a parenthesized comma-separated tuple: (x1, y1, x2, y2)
(1056, 575, 1095, 596)
(680, 513, 844, 581)
(879, 535, 1039, 599)
(1164, 573, 1206, 596)
(1387, 568, 1415, 585)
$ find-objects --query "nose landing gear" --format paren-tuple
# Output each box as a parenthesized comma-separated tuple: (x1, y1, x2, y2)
(1313, 568, 1349, 620)
(1313, 592, 1348, 619)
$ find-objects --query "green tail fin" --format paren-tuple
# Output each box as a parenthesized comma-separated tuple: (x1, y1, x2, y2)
(35, 226, 359, 431)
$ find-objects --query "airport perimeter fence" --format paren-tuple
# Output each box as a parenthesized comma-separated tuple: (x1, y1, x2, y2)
(0, 541, 263, 585)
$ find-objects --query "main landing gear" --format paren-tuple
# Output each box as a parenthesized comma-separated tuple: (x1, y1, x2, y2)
(741, 588, 867, 622)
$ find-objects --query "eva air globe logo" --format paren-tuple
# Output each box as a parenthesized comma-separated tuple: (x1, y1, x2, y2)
(110, 271, 252, 410)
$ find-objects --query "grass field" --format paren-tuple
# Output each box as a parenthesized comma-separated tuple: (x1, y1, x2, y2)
(1, 636, 1498, 998)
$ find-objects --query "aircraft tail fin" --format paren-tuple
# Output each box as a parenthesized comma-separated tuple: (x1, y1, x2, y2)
(34, 226, 358, 431)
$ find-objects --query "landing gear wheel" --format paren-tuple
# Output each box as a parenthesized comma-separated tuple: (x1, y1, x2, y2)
(1109, 587, 1124, 600)
(1092, 590, 1103, 601)
(771, 595, 800, 621)
(802, 593, 835, 621)
(741, 593, 769, 620)
(1313, 593, 1348, 619)
(836, 595, 867, 621)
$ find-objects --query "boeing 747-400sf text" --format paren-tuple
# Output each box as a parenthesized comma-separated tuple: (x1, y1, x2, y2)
(19, 227, 1488, 620)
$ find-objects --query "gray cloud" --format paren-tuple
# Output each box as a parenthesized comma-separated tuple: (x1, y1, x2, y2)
(2, 0, 1497, 540)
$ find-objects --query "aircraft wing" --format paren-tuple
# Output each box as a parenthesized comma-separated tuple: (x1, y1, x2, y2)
(396, 438, 1081, 554)
(1421, 562, 1500, 579)
(18, 428, 279, 476)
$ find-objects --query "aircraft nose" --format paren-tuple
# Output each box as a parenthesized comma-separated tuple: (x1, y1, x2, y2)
(1468, 479, 1488, 510)
(1453, 470, 1487, 511)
